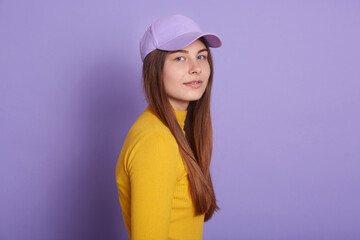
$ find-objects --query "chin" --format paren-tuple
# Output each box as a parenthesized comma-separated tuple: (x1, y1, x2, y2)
(187, 95, 204, 101)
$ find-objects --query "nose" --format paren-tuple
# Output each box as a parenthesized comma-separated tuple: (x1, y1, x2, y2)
(189, 58, 201, 75)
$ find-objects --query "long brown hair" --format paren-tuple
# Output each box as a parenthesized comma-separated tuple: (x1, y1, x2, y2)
(142, 37, 219, 221)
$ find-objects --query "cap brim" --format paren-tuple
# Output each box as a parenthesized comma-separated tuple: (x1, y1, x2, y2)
(157, 32, 222, 51)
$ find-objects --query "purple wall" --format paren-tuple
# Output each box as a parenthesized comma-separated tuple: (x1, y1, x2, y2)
(1, 0, 359, 239)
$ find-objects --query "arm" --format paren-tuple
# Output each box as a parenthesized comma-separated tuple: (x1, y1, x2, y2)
(127, 129, 178, 240)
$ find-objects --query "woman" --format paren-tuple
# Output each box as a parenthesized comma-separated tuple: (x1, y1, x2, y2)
(116, 14, 222, 239)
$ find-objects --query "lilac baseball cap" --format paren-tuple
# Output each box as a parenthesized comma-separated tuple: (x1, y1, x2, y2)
(140, 14, 222, 62)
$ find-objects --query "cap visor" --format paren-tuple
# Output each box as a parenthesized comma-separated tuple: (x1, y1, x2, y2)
(157, 32, 222, 51)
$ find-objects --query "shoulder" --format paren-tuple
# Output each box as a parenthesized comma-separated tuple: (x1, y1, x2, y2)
(123, 108, 179, 159)
(119, 107, 181, 177)
(125, 127, 179, 177)
(137, 127, 173, 143)
(127, 107, 174, 143)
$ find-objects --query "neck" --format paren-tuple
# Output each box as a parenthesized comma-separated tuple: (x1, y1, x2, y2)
(169, 100, 189, 111)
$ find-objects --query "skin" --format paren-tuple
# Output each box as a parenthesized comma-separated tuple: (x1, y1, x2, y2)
(163, 39, 210, 111)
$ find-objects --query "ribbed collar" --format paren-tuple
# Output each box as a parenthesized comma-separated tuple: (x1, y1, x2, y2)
(173, 108, 187, 130)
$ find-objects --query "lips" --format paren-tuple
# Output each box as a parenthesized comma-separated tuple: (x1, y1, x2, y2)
(184, 80, 203, 89)
(184, 80, 203, 84)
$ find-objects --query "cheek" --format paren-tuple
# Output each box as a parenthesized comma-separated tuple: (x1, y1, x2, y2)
(203, 63, 211, 80)
(163, 67, 181, 93)
(163, 64, 184, 83)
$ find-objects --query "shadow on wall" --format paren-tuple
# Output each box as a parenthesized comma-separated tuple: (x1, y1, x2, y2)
(51, 57, 140, 239)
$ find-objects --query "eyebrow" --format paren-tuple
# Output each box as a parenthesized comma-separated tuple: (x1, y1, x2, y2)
(168, 48, 208, 55)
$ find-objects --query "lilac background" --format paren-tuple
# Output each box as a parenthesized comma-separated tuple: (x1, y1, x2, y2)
(1, 0, 360, 239)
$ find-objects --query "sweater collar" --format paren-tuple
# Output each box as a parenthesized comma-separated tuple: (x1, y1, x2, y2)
(173, 108, 187, 130)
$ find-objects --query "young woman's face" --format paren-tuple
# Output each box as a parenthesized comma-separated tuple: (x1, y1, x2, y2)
(163, 39, 210, 111)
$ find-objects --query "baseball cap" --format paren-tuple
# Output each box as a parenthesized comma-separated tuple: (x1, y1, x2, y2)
(140, 14, 222, 62)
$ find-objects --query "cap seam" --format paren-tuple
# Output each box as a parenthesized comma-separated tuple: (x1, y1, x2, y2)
(158, 31, 204, 48)
(150, 24, 158, 47)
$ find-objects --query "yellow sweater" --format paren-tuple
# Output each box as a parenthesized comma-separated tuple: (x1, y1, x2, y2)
(116, 105, 205, 240)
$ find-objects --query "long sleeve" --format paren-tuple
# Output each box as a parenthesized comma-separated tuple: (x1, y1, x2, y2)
(127, 129, 179, 240)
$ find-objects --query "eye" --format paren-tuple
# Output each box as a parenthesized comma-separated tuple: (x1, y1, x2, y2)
(175, 56, 185, 61)
(197, 55, 207, 60)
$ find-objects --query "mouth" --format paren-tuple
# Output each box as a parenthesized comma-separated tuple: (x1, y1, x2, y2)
(183, 80, 203, 89)
(183, 80, 203, 84)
